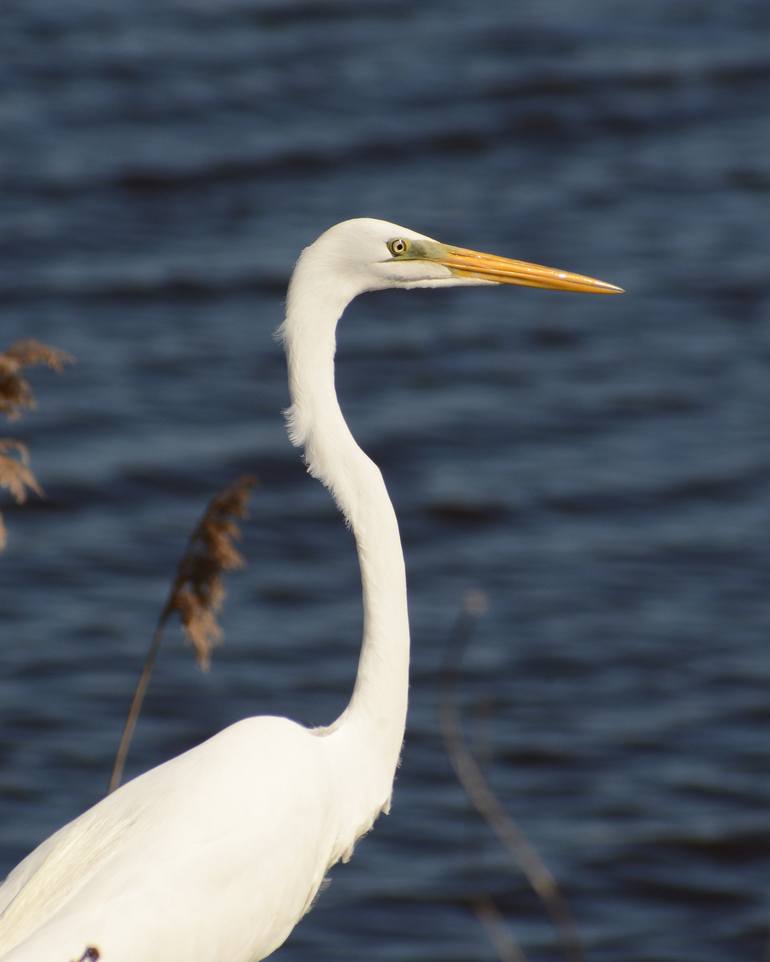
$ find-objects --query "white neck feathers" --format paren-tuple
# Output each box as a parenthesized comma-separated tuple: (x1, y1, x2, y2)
(278, 242, 410, 799)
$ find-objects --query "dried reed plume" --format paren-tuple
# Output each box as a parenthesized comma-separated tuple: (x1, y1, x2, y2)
(0, 339, 73, 550)
(0, 440, 42, 551)
(0, 339, 73, 421)
(108, 475, 257, 794)
(439, 592, 584, 962)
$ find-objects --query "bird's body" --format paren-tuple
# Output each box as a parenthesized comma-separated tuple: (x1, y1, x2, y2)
(0, 219, 620, 962)
(0, 717, 390, 961)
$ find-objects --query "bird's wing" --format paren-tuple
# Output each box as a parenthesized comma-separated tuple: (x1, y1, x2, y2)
(0, 716, 339, 962)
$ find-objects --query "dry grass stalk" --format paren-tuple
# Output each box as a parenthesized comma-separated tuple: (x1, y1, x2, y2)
(0, 339, 73, 421)
(0, 440, 43, 551)
(473, 897, 528, 962)
(108, 475, 257, 794)
(439, 592, 584, 962)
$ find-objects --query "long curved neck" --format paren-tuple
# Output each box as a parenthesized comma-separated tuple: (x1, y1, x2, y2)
(280, 267, 410, 785)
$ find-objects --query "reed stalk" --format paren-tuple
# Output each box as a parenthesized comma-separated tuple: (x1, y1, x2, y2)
(108, 475, 257, 793)
(439, 592, 584, 962)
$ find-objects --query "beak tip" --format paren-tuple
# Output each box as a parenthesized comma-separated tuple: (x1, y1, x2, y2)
(593, 279, 624, 294)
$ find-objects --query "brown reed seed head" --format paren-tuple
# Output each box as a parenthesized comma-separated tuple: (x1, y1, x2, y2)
(0, 440, 43, 551)
(166, 475, 257, 670)
(0, 339, 72, 551)
(0, 339, 73, 421)
(0, 440, 42, 503)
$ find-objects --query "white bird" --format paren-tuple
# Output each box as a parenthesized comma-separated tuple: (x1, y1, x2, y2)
(0, 218, 621, 962)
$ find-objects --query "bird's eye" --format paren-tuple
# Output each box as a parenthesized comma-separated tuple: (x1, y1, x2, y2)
(388, 238, 409, 257)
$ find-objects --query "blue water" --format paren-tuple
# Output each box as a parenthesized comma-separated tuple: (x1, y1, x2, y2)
(2, 2, 770, 960)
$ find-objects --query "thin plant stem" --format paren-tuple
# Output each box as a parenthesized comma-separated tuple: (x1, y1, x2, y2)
(473, 896, 528, 962)
(107, 475, 256, 794)
(439, 593, 584, 962)
(107, 623, 165, 795)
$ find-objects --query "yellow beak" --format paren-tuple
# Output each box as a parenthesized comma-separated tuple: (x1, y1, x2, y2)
(431, 243, 623, 295)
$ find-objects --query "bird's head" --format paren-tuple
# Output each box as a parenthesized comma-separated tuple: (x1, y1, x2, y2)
(281, 218, 622, 452)
(295, 217, 623, 300)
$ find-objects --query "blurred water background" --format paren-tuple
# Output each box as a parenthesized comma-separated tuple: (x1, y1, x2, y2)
(2, 1, 770, 960)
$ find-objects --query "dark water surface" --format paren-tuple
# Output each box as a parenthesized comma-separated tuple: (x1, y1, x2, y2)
(2, 2, 770, 960)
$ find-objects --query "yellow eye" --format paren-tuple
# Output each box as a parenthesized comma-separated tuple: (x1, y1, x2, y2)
(388, 238, 409, 257)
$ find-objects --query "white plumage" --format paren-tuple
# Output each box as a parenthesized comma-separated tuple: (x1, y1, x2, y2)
(0, 219, 620, 962)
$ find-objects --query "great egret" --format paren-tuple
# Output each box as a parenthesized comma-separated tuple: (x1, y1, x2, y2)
(0, 218, 621, 962)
